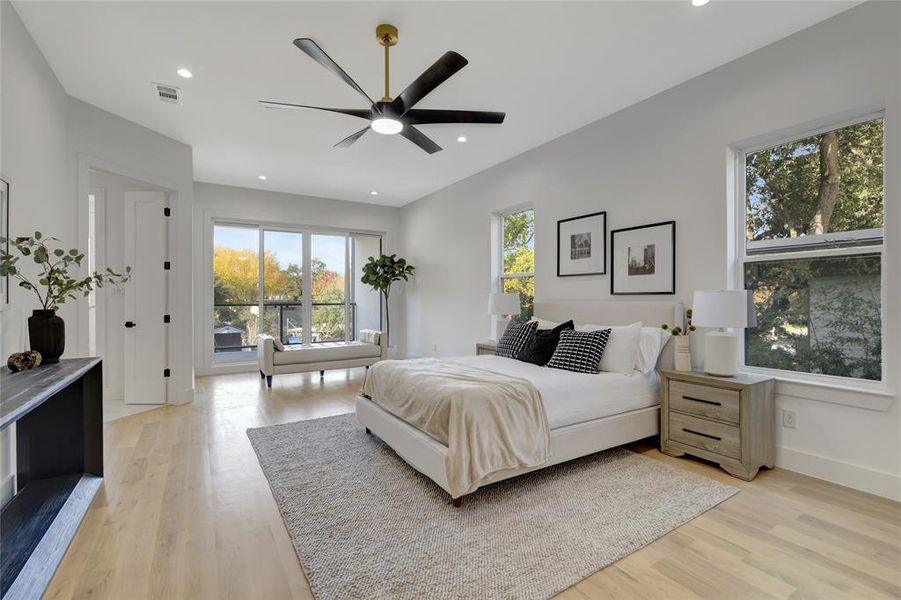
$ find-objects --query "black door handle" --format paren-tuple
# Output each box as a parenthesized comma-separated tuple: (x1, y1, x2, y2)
(124, 321, 136, 328)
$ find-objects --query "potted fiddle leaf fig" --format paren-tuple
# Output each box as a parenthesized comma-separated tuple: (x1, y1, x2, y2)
(0, 232, 131, 364)
(360, 253, 414, 356)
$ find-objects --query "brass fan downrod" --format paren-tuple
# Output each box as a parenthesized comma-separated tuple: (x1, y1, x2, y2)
(376, 24, 398, 102)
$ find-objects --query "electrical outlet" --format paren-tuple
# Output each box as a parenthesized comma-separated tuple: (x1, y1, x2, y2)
(782, 409, 798, 429)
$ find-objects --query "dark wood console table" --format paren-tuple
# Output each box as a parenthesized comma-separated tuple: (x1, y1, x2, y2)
(0, 358, 103, 600)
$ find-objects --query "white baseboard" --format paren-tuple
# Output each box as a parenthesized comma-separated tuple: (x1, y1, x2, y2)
(776, 446, 901, 502)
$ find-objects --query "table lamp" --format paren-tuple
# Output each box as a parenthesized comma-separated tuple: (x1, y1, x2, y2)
(691, 290, 756, 377)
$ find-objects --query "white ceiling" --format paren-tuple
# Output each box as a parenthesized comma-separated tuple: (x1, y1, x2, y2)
(15, 1, 853, 207)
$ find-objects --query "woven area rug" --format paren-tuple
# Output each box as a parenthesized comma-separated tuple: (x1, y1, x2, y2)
(247, 414, 737, 600)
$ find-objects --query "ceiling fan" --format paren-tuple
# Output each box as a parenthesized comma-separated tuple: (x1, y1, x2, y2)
(260, 24, 505, 154)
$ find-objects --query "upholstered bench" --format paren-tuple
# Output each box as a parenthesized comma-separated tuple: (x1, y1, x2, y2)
(257, 330, 386, 387)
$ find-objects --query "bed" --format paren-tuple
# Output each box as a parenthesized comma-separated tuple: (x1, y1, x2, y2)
(355, 300, 682, 506)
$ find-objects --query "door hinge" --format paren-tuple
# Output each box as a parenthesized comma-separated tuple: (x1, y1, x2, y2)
(163, 314, 171, 323)
(163, 368, 171, 378)
(164, 261, 171, 270)
(164, 207, 171, 217)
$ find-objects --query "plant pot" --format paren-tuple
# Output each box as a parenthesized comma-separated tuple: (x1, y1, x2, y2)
(28, 309, 65, 364)
(674, 335, 691, 372)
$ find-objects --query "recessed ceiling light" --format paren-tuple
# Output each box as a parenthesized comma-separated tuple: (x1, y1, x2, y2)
(258, 175, 267, 180)
(370, 190, 378, 196)
(176, 68, 193, 79)
(457, 136, 467, 143)
(691, 0, 710, 6)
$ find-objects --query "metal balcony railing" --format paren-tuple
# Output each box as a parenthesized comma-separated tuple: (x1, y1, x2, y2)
(213, 301, 356, 352)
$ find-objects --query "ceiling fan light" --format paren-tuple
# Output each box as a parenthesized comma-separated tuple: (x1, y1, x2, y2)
(371, 118, 403, 135)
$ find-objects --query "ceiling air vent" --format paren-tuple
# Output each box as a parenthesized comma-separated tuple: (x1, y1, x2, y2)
(153, 83, 181, 104)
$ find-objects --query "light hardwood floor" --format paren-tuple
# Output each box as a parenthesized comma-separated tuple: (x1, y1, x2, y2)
(46, 369, 900, 599)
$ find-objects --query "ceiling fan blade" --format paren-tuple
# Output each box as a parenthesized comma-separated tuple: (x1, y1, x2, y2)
(259, 101, 372, 120)
(403, 109, 505, 125)
(293, 38, 379, 113)
(399, 125, 442, 154)
(334, 127, 370, 148)
(390, 51, 468, 117)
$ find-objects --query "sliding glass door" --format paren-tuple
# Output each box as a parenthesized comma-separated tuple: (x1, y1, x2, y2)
(212, 223, 382, 363)
(262, 230, 304, 344)
(351, 233, 383, 339)
(213, 224, 260, 361)
(311, 234, 347, 343)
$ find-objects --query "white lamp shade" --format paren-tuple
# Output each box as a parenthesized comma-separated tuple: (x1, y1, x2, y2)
(692, 290, 757, 328)
(489, 292, 521, 316)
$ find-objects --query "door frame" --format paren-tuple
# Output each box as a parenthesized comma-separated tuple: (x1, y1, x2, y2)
(76, 154, 177, 406)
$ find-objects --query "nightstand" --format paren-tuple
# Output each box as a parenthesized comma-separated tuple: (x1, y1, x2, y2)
(475, 341, 497, 355)
(660, 369, 775, 481)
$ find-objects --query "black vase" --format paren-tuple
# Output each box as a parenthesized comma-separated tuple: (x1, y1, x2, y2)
(28, 309, 65, 364)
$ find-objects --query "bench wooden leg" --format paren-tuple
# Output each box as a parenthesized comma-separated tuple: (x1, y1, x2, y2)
(452, 497, 462, 508)
(319, 370, 324, 378)
(260, 370, 265, 379)
(266, 375, 272, 388)
(365, 427, 371, 435)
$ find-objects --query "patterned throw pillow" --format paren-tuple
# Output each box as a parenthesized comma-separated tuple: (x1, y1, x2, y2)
(546, 329, 612, 374)
(495, 320, 539, 359)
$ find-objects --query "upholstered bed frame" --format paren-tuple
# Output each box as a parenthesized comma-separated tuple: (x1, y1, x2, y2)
(356, 300, 683, 506)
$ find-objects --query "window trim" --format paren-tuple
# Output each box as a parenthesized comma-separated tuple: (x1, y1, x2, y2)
(730, 109, 888, 388)
(203, 210, 385, 373)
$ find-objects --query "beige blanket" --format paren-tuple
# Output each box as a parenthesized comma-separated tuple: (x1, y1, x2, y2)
(362, 358, 550, 497)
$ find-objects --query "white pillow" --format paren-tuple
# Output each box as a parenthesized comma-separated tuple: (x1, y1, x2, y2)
(637, 327, 671, 374)
(529, 317, 561, 330)
(575, 322, 642, 375)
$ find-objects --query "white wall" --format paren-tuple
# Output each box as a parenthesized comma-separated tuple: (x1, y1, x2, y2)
(193, 181, 402, 374)
(0, 0, 71, 506)
(0, 0, 196, 503)
(401, 2, 900, 500)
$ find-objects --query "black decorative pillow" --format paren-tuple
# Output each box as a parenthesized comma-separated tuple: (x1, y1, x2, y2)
(546, 328, 612, 374)
(517, 320, 574, 366)
(495, 320, 538, 359)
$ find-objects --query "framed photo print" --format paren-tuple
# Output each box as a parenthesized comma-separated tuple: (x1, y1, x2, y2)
(610, 221, 675, 295)
(557, 211, 606, 277)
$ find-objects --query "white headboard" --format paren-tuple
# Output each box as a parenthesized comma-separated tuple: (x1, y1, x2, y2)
(533, 300, 684, 370)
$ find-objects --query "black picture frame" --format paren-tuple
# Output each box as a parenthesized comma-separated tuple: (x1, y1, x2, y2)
(610, 220, 676, 295)
(556, 210, 607, 277)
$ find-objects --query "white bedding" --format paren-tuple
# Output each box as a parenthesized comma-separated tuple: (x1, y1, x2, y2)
(449, 355, 660, 430)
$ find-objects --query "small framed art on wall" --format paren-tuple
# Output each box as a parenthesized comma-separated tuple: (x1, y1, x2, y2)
(610, 221, 675, 295)
(557, 211, 606, 277)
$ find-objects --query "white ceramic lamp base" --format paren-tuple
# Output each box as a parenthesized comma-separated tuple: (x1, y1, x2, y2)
(703, 331, 738, 377)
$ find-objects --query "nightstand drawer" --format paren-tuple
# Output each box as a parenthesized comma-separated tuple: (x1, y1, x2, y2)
(669, 412, 741, 459)
(669, 380, 740, 424)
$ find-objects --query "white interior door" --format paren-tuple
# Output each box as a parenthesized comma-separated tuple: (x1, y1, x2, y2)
(124, 191, 168, 405)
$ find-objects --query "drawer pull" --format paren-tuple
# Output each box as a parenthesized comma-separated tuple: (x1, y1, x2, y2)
(682, 395, 721, 406)
(682, 428, 722, 441)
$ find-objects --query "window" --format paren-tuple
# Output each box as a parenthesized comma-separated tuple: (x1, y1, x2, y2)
(212, 223, 381, 363)
(737, 115, 884, 381)
(499, 208, 535, 322)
